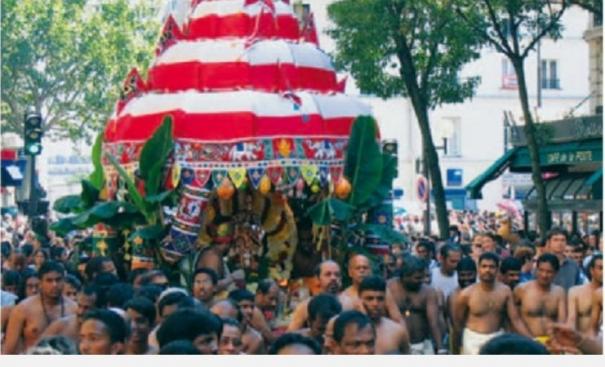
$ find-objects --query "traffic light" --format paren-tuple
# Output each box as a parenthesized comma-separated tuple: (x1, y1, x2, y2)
(24, 112, 43, 155)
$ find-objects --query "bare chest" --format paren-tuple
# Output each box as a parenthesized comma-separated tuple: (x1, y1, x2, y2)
(521, 292, 559, 318)
(468, 291, 506, 316)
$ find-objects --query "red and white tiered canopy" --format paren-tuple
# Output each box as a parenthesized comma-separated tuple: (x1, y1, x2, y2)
(103, 0, 371, 188)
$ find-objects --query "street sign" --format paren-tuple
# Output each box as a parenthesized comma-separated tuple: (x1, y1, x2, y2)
(416, 175, 428, 202)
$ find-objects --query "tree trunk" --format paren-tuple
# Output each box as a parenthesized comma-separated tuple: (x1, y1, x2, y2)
(511, 57, 550, 235)
(415, 106, 450, 239)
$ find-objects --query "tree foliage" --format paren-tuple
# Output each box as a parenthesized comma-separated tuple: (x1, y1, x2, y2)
(327, 0, 483, 107)
(1, 0, 161, 142)
(456, 0, 570, 235)
(327, 0, 484, 238)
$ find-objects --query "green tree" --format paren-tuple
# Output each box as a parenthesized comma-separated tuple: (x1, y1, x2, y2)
(1, 0, 161, 142)
(456, 0, 569, 235)
(327, 0, 483, 238)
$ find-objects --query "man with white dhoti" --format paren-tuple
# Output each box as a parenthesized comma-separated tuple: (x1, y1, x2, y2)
(452, 252, 532, 354)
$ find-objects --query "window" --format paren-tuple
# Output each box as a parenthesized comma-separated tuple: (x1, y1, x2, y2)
(541, 60, 560, 89)
(501, 58, 518, 89)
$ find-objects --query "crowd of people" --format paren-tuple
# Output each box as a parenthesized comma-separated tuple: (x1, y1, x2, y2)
(0, 211, 603, 355)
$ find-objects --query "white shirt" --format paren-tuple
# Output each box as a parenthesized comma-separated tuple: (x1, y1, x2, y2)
(430, 267, 458, 299)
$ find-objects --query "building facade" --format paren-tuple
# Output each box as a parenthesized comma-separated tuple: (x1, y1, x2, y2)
(309, 1, 592, 214)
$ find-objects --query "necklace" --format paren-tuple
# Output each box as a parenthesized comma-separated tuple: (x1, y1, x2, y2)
(40, 294, 65, 325)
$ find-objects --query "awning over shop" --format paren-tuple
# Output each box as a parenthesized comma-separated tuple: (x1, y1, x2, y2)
(523, 172, 602, 212)
(466, 148, 519, 199)
(511, 139, 602, 171)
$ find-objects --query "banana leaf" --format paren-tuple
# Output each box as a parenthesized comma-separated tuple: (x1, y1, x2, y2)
(88, 132, 105, 190)
(128, 224, 167, 241)
(50, 217, 79, 236)
(107, 154, 149, 221)
(53, 195, 81, 214)
(139, 116, 173, 196)
(343, 116, 383, 207)
(80, 180, 100, 209)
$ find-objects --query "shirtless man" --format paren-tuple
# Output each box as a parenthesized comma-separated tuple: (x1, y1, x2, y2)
(3, 261, 77, 354)
(567, 254, 602, 335)
(342, 254, 403, 323)
(39, 285, 98, 343)
(228, 289, 266, 354)
(387, 256, 443, 354)
(590, 285, 602, 336)
(288, 260, 355, 331)
(447, 256, 476, 354)
(514, 253, 566, 342)
(453, 252, 531, 355)
(332, 310, 376, 355)
(359, 275, 409, 354)
(295, 293, 342, 346)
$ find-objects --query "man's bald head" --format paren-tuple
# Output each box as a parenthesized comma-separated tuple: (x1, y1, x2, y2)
(315, 260, 342, 294)
(348, 254, 371, 286)
(210, 299, 241, 321)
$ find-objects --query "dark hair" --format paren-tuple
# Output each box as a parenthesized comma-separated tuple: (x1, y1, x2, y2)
(49, 246, 66, 261)
(536, 253, 560, 272)
(1, 241, 11, 258)
(479, 252, 500, 267)
(106, 283, 135, 309)
(500, 257, 522, 274)
(192, 267, 218, 286)
(416, 239, 435, 255)
(127, 268, 149, 285)
(440, 244, 462, 259)
(157, 309, 223, 348)
(159, 339, 201, 355)
(457, 256, 477, 273)
(92, 272, 120, 307)
(228, 289, 255, 303)
(479, 333, 549, 354)
(21, 243, 34, 257)
(221, 317, 241, 330)
(308, 293, 342, 322)
(358, 275, 386, 294)
(85, 256, 112, 281)
(269, 333, 321, 355)
(138, 270, 168, 287)
(125, 297, 156, 325)
(256, 278, 276, 295)
(333, 310, 373, 343)
(136, 284, 164, 303)
(546, 228, 568, 241)
(18, 269, 38, 301)
(400, 255, 425, 278)
(157, 291, 194, 317)
(588, 254, 603, 271)
(64, 274, 82, 292)
(38, 260, 65, 279)
(33, 248, 49, 261)
(2, 270, 21, 287)
(83, 309, 129, 343)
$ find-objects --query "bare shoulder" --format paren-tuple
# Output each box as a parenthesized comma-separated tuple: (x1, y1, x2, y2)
(552, 284, 565, 297)
(386, 278, 400, 290)
(568, 285, 581, 297)
(459, 283, 476, 299)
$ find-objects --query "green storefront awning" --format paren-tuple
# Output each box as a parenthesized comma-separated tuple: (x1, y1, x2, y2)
(585, 167, 603, 186)
(466, 148, 519, 199)
(510, 139, 602, 172)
